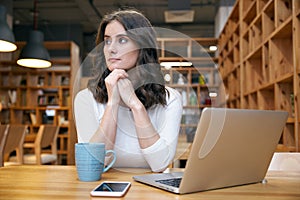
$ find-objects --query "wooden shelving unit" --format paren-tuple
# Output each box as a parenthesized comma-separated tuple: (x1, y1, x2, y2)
(0, 41, 80, 164)
(157, 37, 219, 142)
(218, 0, 300, 152)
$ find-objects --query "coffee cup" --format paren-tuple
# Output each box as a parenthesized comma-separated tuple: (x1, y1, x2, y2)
(75, 143, 116, 182)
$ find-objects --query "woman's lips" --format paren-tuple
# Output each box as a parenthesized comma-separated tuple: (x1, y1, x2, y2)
(108, 58, 121, 63)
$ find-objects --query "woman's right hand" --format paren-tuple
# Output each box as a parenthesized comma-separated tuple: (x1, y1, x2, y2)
(104, 69, 128, 105)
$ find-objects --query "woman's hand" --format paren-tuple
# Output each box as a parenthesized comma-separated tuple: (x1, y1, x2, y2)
(105, 69, 128, 105)
(117, 78, 142, 109)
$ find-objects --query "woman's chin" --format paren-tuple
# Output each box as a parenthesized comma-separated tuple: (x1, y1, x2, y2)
(109, 65, 122, 70)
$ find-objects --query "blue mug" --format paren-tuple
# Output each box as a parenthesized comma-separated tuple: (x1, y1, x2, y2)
(75, 143, 116, 182)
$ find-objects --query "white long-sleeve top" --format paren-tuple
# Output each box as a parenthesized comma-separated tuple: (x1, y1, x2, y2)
(74, 86, 183, 172)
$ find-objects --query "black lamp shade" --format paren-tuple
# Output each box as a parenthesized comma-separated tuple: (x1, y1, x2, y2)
(0, 5, 17, 52)
(17, 30, 52, 68)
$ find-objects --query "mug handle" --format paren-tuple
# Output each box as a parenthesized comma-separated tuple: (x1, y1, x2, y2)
(103, 150, 116, 172)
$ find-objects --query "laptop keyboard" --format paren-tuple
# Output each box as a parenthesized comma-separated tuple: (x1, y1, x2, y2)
(155, 178, 182, 188)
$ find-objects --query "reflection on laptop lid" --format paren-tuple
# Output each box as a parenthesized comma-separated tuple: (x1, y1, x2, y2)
(133, 108, 288, 194)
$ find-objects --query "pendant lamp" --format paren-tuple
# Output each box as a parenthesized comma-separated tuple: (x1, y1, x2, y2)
(17, 30, 51, 68)
(0, 5, 17, 52)
(17, 0, 51, 68)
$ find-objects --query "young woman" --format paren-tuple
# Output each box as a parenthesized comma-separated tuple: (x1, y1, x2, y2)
(74, 9, 182, 172)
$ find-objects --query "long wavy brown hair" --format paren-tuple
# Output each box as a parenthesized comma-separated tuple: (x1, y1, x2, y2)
(87, 9, 168, 109)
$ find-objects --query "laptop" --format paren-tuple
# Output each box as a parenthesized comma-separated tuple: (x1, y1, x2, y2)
(133, 108, 288, 194)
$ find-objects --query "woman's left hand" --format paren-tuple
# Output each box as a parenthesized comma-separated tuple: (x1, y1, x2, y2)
(117, 78, 141, 109)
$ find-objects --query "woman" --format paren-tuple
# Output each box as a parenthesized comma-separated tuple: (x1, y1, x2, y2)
(74, 9, 182, 172)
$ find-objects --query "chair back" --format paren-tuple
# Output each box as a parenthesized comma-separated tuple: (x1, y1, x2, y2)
(3, 124, 28, 165)
(36, 125, 59, 149)
(0, 124, 10, 167)
(0, 124, 9, 148)
(33, 124, 59, 164)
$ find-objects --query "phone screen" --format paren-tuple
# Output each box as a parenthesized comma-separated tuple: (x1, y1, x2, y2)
(94, 182, 129, 192)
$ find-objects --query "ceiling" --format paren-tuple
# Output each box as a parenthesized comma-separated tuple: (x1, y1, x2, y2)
(10, 0, 228, 37)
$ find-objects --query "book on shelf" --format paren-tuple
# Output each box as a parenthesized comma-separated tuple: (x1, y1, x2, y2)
(8, 90, 16, 104)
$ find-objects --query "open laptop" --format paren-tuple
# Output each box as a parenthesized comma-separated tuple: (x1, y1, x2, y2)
(133, 108, 288, 194)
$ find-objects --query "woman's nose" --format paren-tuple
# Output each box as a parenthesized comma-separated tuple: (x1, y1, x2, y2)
(108, 40, 117, 54)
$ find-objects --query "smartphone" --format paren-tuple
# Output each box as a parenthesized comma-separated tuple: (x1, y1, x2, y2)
(90, 181, 131, 197)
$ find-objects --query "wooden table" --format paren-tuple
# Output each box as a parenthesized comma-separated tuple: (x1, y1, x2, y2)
(0, 165, 300, 200)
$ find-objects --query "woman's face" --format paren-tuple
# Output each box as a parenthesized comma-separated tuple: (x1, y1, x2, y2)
(103, 20, 139, 71)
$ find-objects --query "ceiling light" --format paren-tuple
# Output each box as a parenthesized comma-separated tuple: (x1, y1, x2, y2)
(0, 5, 17, 52)
(17, 30, 51, 68)
(164, 74, 171, 82)
(160, 62, 193, 69)
(17, 0, 51, 68)
(165, 0, 194, 23)
(164, 10, 194, 23)
(209, 45, 218, 51)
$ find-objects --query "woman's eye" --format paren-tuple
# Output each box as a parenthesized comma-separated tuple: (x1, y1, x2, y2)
(119, 37, 128, 44)
(104, 38, 111, 45)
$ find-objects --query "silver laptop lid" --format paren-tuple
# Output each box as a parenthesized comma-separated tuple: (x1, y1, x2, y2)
(179, 108, 288, 194)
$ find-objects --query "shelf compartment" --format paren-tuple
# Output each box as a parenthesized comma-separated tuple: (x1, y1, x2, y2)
(243, 92, 258, 109)
(295, 0, 300, 16)
(61, 88, 71, 107)
(28, 72, 51, 87)
(0, 88, 11, 108)
(269, 20, 293, 80)
(262, 43, 271, 83)
(243, 47, 263, 93)
(57, 110, 70, 126)
(279, 123, 296, 151)
(242, 1, 257, 35)
(242, 31, 250, 58)
(53, 72, 70, 86)
(0, 109, 10, 124)
(10, 108, 35, 124)
(227, 68, 240, 100)
(275, 80, 293, 117)
(242, 0, 256, 21)
(227, 98, 241, 109)
(233, 45, 240, 64)
(275, 0, 292, 28)
(160, 40, 190, 58)
(10, 72, 26, 87)
(257, 86, 275, 110)
(223, 52, 234, 78)
(191, 39, 217, 58)
(262, 0, 275, 40)
(249, 16, 263, 53)
(0, 71, 9, 87)
(258, 0, 272, 13)
(233, 25, 240, 47)
(38, 88, 59, 106)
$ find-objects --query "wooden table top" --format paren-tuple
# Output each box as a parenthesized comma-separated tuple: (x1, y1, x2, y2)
(0, 165, 300, 200)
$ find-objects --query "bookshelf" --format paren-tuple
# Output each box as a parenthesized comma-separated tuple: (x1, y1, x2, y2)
(157, 37, 220, 142)
(218, 0, 300, 152)
(0, 41, 80, 164)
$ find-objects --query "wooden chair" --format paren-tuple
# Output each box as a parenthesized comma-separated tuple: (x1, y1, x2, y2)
(0, 124, 10, 167)
(2, 124, 28, 166)
(19, 125, 59, 165)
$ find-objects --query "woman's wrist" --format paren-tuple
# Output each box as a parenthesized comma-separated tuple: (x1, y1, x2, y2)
(107, 99, 120, 107)
(130, 100, 144, 112)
